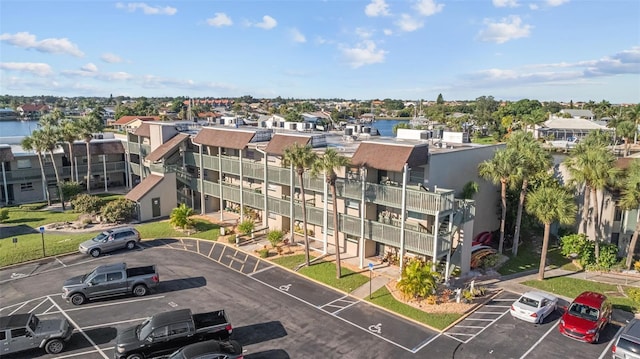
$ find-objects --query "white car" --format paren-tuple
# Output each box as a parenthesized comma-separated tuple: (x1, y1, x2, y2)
(510, 291, 558, 324)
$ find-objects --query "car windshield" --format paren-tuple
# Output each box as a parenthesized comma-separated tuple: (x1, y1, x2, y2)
(138, 318, 152, 340)
(518, 296, 540, 308)
(568, 303, 599, 321)
(82, 267, 98, 282)
(92, 232, 110, 242)
(617, 337, 640, 353)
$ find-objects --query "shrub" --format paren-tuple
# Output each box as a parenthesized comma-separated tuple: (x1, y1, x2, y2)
(60, 181, 83, 200)
(0, 208, 8, 223)
(628, 288, 640, 304)
(267, 230, 284, 248)
(440, 289, 453, 304)
(228, 236, 237, 244)
(101, 198, 136, 223)
(479, 254, 499, 270)
(237, 220, 255, 235)
(19, 203, 46, 210)
(257, 246, 269, 258)
(634, 260, 640, 272)
(71, 194, 103, 214)
(560, 233, 589, 258)
(596, 242, 619, 270)
(462, 289, 474, 302)
(170, 203, 194, 229)
(396, 259, 439, 300)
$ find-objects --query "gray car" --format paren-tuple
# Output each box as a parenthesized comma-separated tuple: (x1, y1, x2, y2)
(613, 318, 640, 359)
(78, 227, 141, 257)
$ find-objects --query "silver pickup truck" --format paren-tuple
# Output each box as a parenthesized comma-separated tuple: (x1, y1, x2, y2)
(62, 262, 159, 305)
(0, 313, 73, 356)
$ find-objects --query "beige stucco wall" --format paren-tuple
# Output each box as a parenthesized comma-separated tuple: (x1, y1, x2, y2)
(427, 144, 504, 238)
(149, 123, 179, 152)
(137, 173, 178, 222)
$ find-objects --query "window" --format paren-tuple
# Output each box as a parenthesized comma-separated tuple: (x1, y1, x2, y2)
(152, 326, 168, 339)
(17, 159, 31, 169)
(0, 331, 5, 340)
(20, 183, 34, 192)
(345, 198, 360, 209)
(611, 233, 620, 246)
(10, 328, 27, 338)
(168, 321, 191, 336)
(91, 274, 107, 285)
(106, 272, 123, 282)
(268, 212, 277, 219)
(614, 206, 623, 221)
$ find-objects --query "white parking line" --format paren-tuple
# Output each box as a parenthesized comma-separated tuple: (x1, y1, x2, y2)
(28, 298, 50, 313)
(485, 305, 511, 308)
(492, 298, 518, 301)
(8, 301, 29, 315)
(474, 311, 505, 314)
(598, 326, 623, 359)
(46, 296, 109, 359)
(52, 346, 114, 359)
(48, 295, 166, 313)
(519, 321, 559, 359)
(248, 265, 275, 276)
(444, 304, 512, 344)
(56, 257, 67, 267)
(455, 325, 485, 329)
(463, 318, 495, 321)
(79, 317, 147, 330)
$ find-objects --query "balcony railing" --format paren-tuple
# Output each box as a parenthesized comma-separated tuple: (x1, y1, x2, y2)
(3, 162, 126, 183)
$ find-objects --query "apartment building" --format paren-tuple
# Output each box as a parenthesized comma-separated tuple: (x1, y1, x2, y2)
(124, 122, 502, 273)
(0, 135, 127, 205)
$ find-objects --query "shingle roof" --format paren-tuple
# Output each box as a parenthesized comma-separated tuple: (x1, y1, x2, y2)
(193, 128, 256, 150)
(264, 134, 311, 156)
(350, 142, 429, 172)
(132, 123, 151, 137)
(0, 146, 14, 162)
(114, 116, 158, 125)
(145, 133, 190, 162)
(125, 174, 164, 202)
(65, 140, 125, 156)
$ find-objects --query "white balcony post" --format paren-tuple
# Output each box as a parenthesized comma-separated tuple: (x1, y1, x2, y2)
(399, 163, 408, 272)
(218, 147, 223, 221)
(290, 164, 295, 239)
(432, 211, 439, 272)
(2, 162, 8, 205)
(444, 212, 454, 285)
(323, 169, 328, 254)
(239, 149, 244, 220)
(102, 154, 107, 192)
(255, 147, 268, 228)
(199, 144, 205, 215)
(359, 167, 366, 269)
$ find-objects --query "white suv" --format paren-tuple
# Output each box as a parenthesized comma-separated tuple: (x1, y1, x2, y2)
(613, 318, 640, 359)
(78, 227, 141, 257)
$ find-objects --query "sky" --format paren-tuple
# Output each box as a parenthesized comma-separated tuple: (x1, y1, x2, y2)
(0, 0, 639, 103)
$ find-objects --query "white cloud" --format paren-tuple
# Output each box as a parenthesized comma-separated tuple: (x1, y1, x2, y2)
(414, 0, 444, 16)
(255, 15, 277, 30)
(477, 15, 532, 44)
(207, 13, 233, 27)
(583, 46, 640, 77)
(0, 62, 54, 76)
(290, 28, 306, 43)
(355, 28, 374, 39)
(101, 53, 124, 63)
(365, 0, 390, 17)
(341, 40, 387, 68)
(115, 2, 177, 15)
(383, 29, 393, 36)
(492, 0, 519, 7)
(395, 14, 424, 32)
(529, 4, 539, 10)
(81, 63, 98, 72)
(546, 0, 569, 6)
(0, 32, 84, 57)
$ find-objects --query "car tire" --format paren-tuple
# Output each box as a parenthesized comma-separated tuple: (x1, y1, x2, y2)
(126, 354, 144, 359)
(132, 284, 148, 297)
(45, 339, 65, 354)
(126, 241, 136, 250)
(90, 248, 101, 257)
(70, 293, 86, 305)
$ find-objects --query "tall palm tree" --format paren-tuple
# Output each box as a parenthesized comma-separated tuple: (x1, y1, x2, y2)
(566, 142, 620, 258)
(478, 149, 520, 254)
(38, 124, 66, 209)
(525, 183, 577, 280)
(78, 112, 104, 193)
(21, 131, 51, 205)
(506, 131, 553, 256)
(311, 148, 350, 278)
(60, 119, 80, 182)
(620, 160, 640, 269)
(615, 120, 637, 156)
(282, 143, 318, 267)
(624, 104, 640, 144)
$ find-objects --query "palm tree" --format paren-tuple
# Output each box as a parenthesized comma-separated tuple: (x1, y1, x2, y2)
(311, 148, 350, 278)
(624, 104, 640, 144)
(525, 183, 577, 280)
(60, 119, 80, 182)
(21, 131, 51, 205)
(38, 124, 66, 210)
(615, 120, 636, 156)
(566, 142, 620, 258)
(282, 143, 318, 267)
(620, 160, 640, 269)
(506, 131, 553, 256)
(78, 112, 104, 193)
(478, 149, 520, 254)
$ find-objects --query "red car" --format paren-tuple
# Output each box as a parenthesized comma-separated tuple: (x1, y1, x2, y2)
(558, 291, 612, 343)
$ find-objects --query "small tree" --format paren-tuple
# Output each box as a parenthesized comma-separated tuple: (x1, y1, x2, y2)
(101, 198, 136, 223)
(396, 259, 440, 301)
(61, 181, 84, 201)
(170, 203, 194, 229)
(0, 208, 8, 223)
(267, 230, 284, 248)
(71, 194, 103, 214)
(237, 220, 255, 235)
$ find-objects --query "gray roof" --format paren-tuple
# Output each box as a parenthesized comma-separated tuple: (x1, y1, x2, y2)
(560, 109, 595, 118)
(542, 118, 610, 130)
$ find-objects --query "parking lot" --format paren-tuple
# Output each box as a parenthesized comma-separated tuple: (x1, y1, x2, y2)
(0, 238, 632, 359)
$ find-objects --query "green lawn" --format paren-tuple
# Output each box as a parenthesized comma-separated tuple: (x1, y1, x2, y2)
(368, 286, 462, 330)
(522, 277, 639, 313)
(498, 245, 579, 276)
(471, 136, 497, 145)
(1, 206, 80, 229)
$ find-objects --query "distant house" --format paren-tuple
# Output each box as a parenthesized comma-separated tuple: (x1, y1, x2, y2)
(559, 109, 595, 120)
(0, 108, 18, 121)
(535, 116, 611, 142)
(16, 104, 50, 120)
(112, 116, 160, 132)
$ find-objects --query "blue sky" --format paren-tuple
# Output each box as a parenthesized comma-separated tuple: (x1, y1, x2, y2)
(1, 0, 638, 103)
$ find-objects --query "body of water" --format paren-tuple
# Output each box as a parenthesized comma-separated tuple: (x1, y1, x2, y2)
(0, 120, 37, 137)
(372, 119, 408, 137)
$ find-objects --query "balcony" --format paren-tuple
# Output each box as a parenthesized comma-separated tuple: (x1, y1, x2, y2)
(3, 162, 126, 183)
